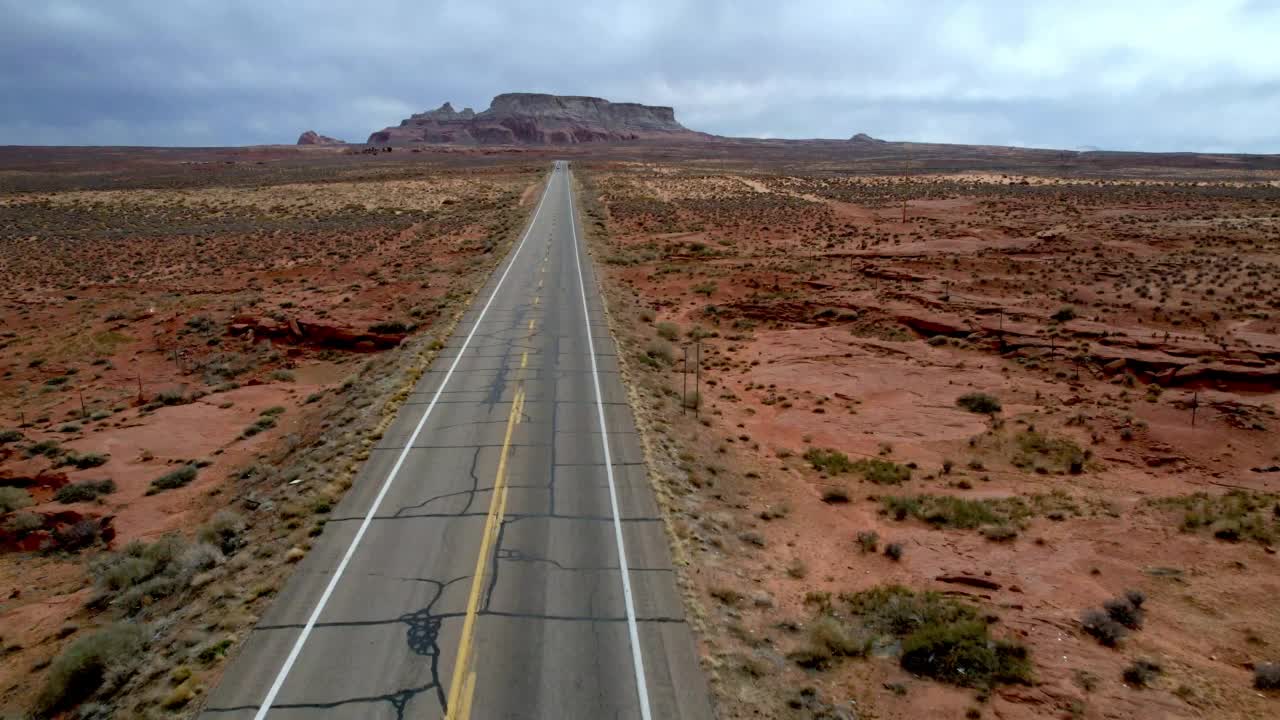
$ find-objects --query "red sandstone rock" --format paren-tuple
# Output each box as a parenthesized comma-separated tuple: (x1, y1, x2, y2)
(366, 93, 707, 146)
(297, 130, 344, 145)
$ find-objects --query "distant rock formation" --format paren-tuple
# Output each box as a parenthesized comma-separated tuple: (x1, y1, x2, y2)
(849, 133, 887, 144)
(297, 130, 344, 146)
(367, 93, 705, 145)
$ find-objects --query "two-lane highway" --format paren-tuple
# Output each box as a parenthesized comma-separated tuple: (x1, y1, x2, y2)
(201, 162, 713, 720)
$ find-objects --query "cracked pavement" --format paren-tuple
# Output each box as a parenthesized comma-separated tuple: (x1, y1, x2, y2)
(200, 163, 713, 720)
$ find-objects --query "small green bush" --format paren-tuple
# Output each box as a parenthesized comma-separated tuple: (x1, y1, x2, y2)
(1081, 608, 1127, 646)
(1051, 307, 1077, 323)
(369, 320, 411, 334)
(804, 448, 855, 474)
(833, 585, 1032, 688)
(32, 622, 146, 716)
(0, 486, 34, 512)
(1122, 659, 1161, 687)
(956, 392, 1002, 414)
(901, 620, 1032, 687)
(1151, 490, 1279, 544)
(656, 322, 680, 341)
(882, 495, 1021, 529)
(808, 615, 869, 658)
(156, 388, 187, 406)
(63, 452, 109, 470)
(25, 439, 63, 458)
(1011, 431, 1087, 474)
(55, 479, 117, 504)
(4, 511, 43, 533)
(146, 465, 197, 495)
(855, 458, 912, 485)
(0, 429, 25, 443)
(644, 341, 674, 365)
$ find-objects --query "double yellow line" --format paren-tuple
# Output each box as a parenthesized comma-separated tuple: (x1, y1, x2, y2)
(445, 343, 533, 719)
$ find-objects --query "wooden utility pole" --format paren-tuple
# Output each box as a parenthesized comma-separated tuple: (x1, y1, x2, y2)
(1191, 391, 1199, 427)
(682, 346, 688, 415)
(695, 341, 702, 418)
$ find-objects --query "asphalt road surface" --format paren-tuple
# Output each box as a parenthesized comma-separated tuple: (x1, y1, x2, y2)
(201, 162, 713, 720)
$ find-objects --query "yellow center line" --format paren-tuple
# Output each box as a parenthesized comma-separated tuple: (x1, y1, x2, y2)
(528, 318, 535, 332)
(444, 385, 525, 720)
(458, 672, 477, 720)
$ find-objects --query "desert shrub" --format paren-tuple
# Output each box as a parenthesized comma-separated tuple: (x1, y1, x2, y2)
(655, 322, 680, 341)
(269, 369, 295, 382)
(0, 429, 25, 443)
(63, 452, 109, 470)
(54, 519, 102, 551)
(242, 415, 276, 437)
(25, 439, 63, 458)
(55, 479, 117, 504)
(807, 450, 910, 484)
(184, 315, 216, 333)
(0, 486, 34, 512)
(1255, 662, 1280, 690)
(1051, 306, 1077, 323)
(692, 281, 717, 297)
(644, 341, 674, 365)
(804, 448, 855, 474)
(1011, 431, 1087, 474)
(855, 458, 912, 485)
(1081, 608, 1127, 646)
(856, 531, 879, 553)
(884, 543, 904, 561)
(1122, 659, 1161, 687)
(1104, 596, 1143, 629)
(199, 510, 246, 556)
(146, 465, 197, 495)
(956, 392, 1002, 414)
(369, 320, 411, 334)
(881, 494, 1022, 529)
(261, 406, 286, 417)
(199, 351, 253, 384)
(1152, 490, 1279, 544)
(709, 586, 743, 605)
(981, 525, 1018, 542)
(4, 511, 43, 533)
(900, 619, 1032, 687)
(89, 535, 218, 615)
(821, 485, 850, 503)
(156, 388, 186, 406)
(32, 623, 146, 716)
(808, 615, 869, 658)
(836, 585, 1031, 688)
(686, 325, 715, 341)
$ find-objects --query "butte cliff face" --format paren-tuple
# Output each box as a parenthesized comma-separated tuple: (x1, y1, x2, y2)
(297, 130, 344, 145)
(367, 93, 703, 145)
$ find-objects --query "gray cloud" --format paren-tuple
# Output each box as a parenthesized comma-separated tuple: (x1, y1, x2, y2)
(1, 0, 1276, 152)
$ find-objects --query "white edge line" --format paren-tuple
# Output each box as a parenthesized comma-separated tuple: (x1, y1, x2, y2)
(565, 162, 653, 720)
(252, 167, 555, 719)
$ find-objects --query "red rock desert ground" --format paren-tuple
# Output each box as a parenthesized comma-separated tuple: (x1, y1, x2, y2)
(573, 153, 1280, 719)
(0, 140, 1278, 719)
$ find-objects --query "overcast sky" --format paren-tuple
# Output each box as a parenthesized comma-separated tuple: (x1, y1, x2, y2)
(2, 0, 1277, 152)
